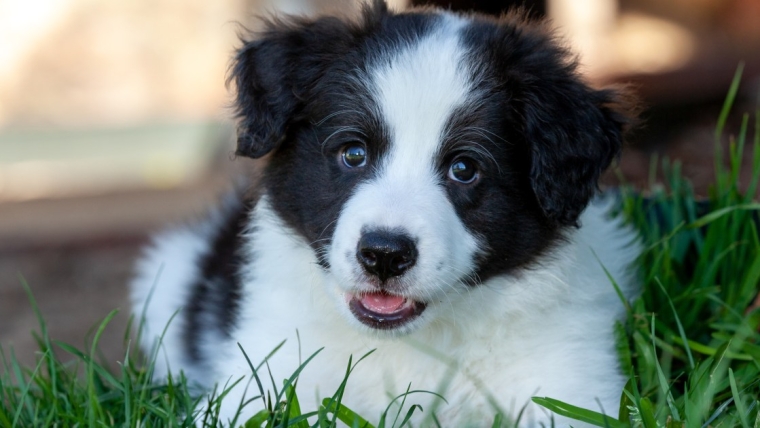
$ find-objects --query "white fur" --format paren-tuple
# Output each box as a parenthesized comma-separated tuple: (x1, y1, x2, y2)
(131, 227, 210, 385)
(328, 16, 482, 336)
(133, 196, 639, 427)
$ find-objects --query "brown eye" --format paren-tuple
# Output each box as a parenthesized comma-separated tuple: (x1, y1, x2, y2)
(448, 157, 479, 184)
(342, 144, 367, 168)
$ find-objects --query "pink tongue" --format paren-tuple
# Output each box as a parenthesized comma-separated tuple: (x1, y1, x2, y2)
(360, 292, 406, 314)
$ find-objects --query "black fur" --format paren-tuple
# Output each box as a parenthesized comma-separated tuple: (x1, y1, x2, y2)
(183, 197, 253, 362)
(459, 15, 627, 227)
(232, 1, 387, 159)
(438, 98, 558, 282)
(229, 3, 629, 283)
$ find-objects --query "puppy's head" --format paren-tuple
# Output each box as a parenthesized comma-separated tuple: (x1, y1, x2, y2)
(231, 1, 629, 335)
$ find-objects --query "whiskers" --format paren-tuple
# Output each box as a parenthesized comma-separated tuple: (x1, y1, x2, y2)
(410, 263, 482, 319)
(312, 244, 332, 268)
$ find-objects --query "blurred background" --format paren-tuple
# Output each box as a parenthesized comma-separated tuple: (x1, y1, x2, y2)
(1, 0, 758, 368)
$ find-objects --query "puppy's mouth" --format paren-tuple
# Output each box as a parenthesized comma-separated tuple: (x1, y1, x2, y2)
(348, 291, 426, 330)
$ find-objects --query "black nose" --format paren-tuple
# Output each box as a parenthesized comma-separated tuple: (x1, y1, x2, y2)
(356, 231, 417, 282)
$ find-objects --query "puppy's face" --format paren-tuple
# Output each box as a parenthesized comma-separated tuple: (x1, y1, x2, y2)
(232, 2, 627, 335)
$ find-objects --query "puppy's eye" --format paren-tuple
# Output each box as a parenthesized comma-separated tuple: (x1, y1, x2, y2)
(341, 144, 367, 168)
(448, 157, 479, 184)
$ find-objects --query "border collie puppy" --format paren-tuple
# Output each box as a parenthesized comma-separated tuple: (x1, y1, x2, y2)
(132, 1, 639, 426)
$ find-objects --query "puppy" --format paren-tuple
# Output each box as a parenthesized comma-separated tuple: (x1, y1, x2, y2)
(132, 2, 639, 426)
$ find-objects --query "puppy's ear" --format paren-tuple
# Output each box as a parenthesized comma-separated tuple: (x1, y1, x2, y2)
(231, 1, 388, 159)
(522, 78, 630, 226)
(231, 26, 300, 159)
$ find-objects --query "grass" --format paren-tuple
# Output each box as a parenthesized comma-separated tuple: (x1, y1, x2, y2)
(2, 69, 760, 427)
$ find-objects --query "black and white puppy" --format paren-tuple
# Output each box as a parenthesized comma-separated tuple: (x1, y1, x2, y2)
(132, 2, 639, 426)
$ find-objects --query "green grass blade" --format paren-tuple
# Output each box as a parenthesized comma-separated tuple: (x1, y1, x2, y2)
(397, 404, 423, 427)
(702, 396, 736, 428)
(649, 313, 680, 422)
(655, 278, 694, 369)
(715, 62, 745, 141)
(281, 411, 320, 427)
(321, 399, 375, 428)
(328, 354, 355, 427)
(689, 203, 760, 228)
(120, 352, 132, 428)
(391, 383, 412, 428)
(670, 337, 752, 361)
(380, 389, 447, 428)
(275, 347, 323, 407)
(238, 341, 279, 410)
(531, 397, 626, 428)
(593, 250, 632, 313)
(0, 408, 11, 428)
(614, 321, 634, 378)
(729, 368, 751, 428)
(11, 349, 48, 427)
(20, 279, 59, 416)
(243, 408, 271, 427)
(491, 413, 503, 428)
(638, 397, 657, 428)
(618, 378, 636, 422)
(731, 114, 750, 186)
(264, 362, 279, 403)
(83, 310, 117, 427)
(283, 383, 308, 428)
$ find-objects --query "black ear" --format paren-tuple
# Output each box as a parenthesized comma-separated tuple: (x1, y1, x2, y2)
(522, 79, 629, 226)
(230, 1, 388, 158)
(231, 27, 300, 158)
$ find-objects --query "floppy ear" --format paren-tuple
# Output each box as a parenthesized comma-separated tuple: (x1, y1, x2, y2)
(231, 28, 300, 159)
(522, 79, 629, 226)
(230, 1, 388, 159)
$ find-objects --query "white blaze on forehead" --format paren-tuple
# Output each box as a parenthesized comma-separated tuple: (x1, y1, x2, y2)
(324, 14, 481, 303)
(369, 14, 471, 177)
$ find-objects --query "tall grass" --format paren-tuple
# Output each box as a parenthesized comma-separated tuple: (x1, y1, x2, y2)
(609, 65, 760, 428)
(537, 65, 760, 428)
(2, 69, 759, 426)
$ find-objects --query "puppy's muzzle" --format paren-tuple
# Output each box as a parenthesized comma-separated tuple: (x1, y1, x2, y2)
(356, 230, 417, 283)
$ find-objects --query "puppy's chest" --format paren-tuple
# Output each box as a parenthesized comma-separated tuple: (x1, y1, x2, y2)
(233, 319, 567, 428)
(228, 278, 556, 423)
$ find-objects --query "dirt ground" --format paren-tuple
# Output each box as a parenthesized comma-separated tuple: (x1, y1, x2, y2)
(0, 175, 234, 370)
(1, 240, 142, 368)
